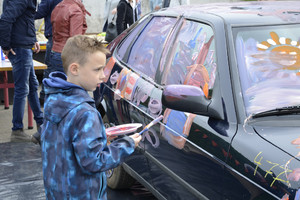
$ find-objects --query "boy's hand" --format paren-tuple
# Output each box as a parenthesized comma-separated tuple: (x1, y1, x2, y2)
(129, 133, 142, 148)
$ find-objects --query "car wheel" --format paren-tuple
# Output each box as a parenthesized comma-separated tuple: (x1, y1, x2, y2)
(106, 165, 136, 189)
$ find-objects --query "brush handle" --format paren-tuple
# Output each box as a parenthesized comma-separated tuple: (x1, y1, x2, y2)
(138, 115, 163, 135)
(138, 128, 148, 135)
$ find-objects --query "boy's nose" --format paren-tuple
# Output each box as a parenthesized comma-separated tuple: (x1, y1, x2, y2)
(99, 72, 105, 80)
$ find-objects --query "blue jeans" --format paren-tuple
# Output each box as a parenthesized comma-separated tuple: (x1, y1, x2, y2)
(45, 37, 53, 68)
(8, 48, 43, 130)
(48, 51, 65, 75)
(40, 37, 53, 99)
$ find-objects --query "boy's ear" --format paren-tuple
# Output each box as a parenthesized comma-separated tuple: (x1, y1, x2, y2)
(69, 63, 79, 75)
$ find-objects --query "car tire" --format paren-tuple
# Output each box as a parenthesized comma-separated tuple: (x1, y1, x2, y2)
(106, 165, 136, 189)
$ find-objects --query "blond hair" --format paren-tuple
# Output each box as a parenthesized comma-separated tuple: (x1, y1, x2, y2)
(61, 35, 110, 73)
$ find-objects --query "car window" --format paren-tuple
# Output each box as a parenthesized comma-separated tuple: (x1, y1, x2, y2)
(116, 18, 148, 60)
(234, 24, 300, 115)
(161, 20, 217, 99)
(124, 17, 177, 80)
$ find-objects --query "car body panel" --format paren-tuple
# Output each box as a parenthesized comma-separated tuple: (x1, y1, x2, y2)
(229, 124, 300, 199)
(102, 1, 300, 199)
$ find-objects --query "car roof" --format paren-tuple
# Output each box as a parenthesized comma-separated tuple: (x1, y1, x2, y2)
(156, 1, 300, 26)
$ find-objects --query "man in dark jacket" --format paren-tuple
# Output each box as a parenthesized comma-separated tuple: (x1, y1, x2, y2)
(32, 0, 62, 145)
(34, 0, 62, 104)
(0, 0, 44, 142)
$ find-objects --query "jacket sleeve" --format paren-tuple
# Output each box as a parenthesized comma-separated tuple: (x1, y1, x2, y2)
(116, 2, 126, 35)
(0, 0, 27, 50)
(69, 8, 87, 36)
(72, 110, 136, 174)
(35, 0, 50, 19)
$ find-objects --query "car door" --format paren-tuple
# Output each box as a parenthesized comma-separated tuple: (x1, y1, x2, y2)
(142, 17, 242, 199)
(103, 15, 178, 193)
(101, 17, 154, 184)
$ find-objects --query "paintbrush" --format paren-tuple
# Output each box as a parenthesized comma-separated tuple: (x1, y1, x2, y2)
(138, 115, 164, 135)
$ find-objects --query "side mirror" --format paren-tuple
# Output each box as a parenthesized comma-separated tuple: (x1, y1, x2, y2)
(162, 85, 211, 116)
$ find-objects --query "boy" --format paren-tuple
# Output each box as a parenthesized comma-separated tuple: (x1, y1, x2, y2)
(41, 35, 142, 199)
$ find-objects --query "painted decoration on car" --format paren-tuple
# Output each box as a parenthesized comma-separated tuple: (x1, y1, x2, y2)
(161, 19, 217, 100)
(131, 79, 155, 107)
(160, 109, 196, 149)
(147, 87, 163, 118)
(124, 72, 140, 101)
(184, 64, 209, 98)
(126, 17, 177, 80)
(235, 29, 300, 116)
(115, 68, 131, 99)
(148, 98, 162, 118)
(257, 32, 300, 70)
(104, 56, 116, 83)
(110, 66, 155, 112)
(110, 70, 119, 85)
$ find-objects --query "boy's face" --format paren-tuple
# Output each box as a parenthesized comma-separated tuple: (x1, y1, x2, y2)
(77, 51, 106, 91)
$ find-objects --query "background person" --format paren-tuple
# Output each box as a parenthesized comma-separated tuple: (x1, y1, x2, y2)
(131, 0, 141, 21)
(102, 0, 120, 32)
(116, 0, 136, 35)
(50, 0, 90, 76)
(41, 35, 142, 199)
(32, 0, 91, 145)
(0, 0, 43, 142)
(34, 0, 62, 106)
(150, 0, 162, 12)
(95, 0, 140, 108)
(168, 0, 190, 7)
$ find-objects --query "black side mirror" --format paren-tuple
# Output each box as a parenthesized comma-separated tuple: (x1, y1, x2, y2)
(162, 85, 211, 116)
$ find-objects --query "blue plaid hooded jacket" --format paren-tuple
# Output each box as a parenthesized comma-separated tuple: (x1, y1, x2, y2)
(41, 72, 136, 199)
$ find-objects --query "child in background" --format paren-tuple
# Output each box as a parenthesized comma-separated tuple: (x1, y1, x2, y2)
(41, 35, 141, 199)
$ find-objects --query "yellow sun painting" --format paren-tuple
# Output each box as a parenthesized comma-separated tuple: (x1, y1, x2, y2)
(257, 32, 300, 71)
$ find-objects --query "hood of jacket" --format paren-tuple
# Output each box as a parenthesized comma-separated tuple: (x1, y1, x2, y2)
(43, 71, 95, 124)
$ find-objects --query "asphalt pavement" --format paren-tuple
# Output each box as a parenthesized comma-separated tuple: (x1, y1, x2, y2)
(0, 95, 38, 143)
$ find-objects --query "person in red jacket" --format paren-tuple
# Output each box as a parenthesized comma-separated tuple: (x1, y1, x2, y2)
(50, 0, 90, 74)
(51, 0, 90, 55)
(32, 0, 90, 145)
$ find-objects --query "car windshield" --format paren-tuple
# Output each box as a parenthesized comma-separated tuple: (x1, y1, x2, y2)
(234, 24, 300, 116)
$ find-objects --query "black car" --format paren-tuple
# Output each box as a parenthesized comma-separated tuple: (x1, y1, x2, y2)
(98, 1, 300, 199)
